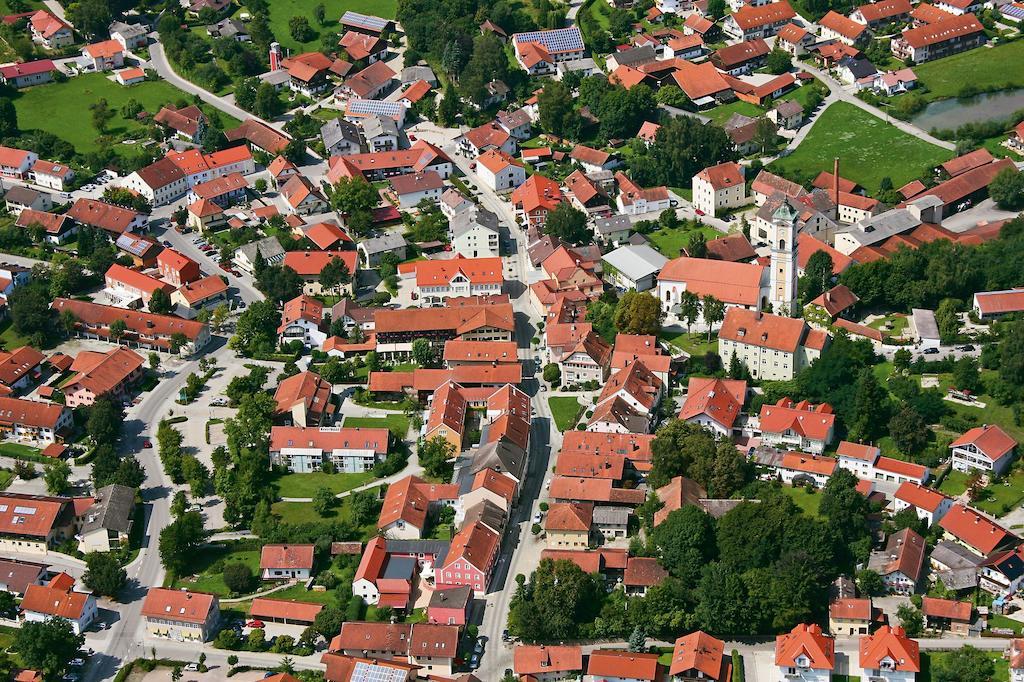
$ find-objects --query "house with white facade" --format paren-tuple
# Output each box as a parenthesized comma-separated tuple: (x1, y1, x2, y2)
(476, 148, 526, 194)
(450, 208, 500, 259)
(692, 161, 746, 218)
(858, 626, 920, 682)
(718, 309, 829, 381)
(402, 255, 504, 305)
(950, 424, 1017, 475)
(892, 482, 953, 526)
(775, 623, 835, 682)
(270, 426, 390, 473)
(758, 398, 836, 454)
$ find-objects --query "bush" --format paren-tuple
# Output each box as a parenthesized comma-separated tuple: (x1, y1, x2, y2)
(222, 562, 256, 594)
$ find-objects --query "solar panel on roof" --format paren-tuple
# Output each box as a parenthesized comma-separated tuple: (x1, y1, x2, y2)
(512, 26, 584, 53)
(1003, 4, 1024, 19)
(346, 99, 406, 117)
(340, 10, 389, 31)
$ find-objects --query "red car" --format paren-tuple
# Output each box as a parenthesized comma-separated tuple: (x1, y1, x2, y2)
(143, 440, 152, 448)
(695, 209, 705, 216)
(246, 620, 265, 629)
(409, 134, 417, 141)
(469, 162, 476, 170)
(220, 263, 232, 271)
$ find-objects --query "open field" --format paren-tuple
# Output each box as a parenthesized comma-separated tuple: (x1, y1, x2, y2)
(13, 73, 239, 154)
(270, 470, 376, 497)
(780, 484, 822, 517)
(910, 41, 1024, 102)
(770, 102, 952, 193)
(548, 396, 583, 432)
(259, 0, 399, 52)
(271, 486, 382, 538)
(172, 543, 263, 597)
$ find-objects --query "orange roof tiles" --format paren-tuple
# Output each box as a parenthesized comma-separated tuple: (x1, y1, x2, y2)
(696, 161, 744, 190)
(250, 598, 323, 623)
(775, 623, 834, 669)
(730, 0, 796, 30)
(679, 377, 746, 429)
(142, 588, 216, 623)
(401, 254, 503, 288)
(659, 257, 765, 307)
(781, 452, 838, 476)
(820, 10, 868, 40)
(444, 520, 499, 572)
(719, 308, 810, 352)
(759, 397, 835, 441)
(671, 631, 727, 679)
(260, 544, 315, 570)
(85, 39, 123, 58)
(951, 424, 1017, 461)
(22, 581, 90, 619)
(921, 596, 972, 621)
(544, 502, 593, 532)
(586, 651, 662, 681)
(511, 174, 563, 214)
(65, 347, 144, 399)
(514, 645, 583, 675)
(859, 625, 920, 672)
(939, 504, 1016, 554)
(898, 12, 983, 48)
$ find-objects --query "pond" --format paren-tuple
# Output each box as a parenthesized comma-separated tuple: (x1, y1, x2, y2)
(911, 88, 1024, 132)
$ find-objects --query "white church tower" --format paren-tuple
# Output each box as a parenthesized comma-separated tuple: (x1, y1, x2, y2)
(768, 199, 799, 316)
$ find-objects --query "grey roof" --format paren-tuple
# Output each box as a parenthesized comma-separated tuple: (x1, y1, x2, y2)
(360, 232, 408, 255)
(260, 70, 291, 86)
(601, 244, 669, 281)
(468, 440, 527, 481)
(486, 80, 509, 97)
(110, 21, 148, 38)
(208, 18, 246, 37)
(936, 567, 979, 591)
(5, 186, 42, 204)
(320, 117, 361, 151)
(930, 540, 984, 570)
(699, 498, 754, 518)
(462, 499, 507, 535)
(912, 307, 939, 342)
(840, 56, 878, 80)
(450, 207, 499, 239)
(401, 65, 437, 85)
(496, 108, 531, 130)
(773, 100, 804, 117)
(362, 115, 398, 140)
(626, 232, 650, 246)
(382, 555, 416, 579)
(428, 584, 472, 609)
(557, 57, 599, 73)
(756, 192, 806, 223)
(843, 207, 922, 247)
(236, 235, 284, 263)
(441, 188, 473, 213)
(611, 45, 657, 67)
(594, 214, 632, 235)
(592, 506, 630, 526)
(385, 539, 450, 565)
(81, 484, 135, 535)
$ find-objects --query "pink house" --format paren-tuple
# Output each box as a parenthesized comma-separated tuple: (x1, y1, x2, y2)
(427, 585, 472, 626)
(437, 521, 499, 596)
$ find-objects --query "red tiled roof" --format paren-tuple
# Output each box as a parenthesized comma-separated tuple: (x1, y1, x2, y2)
(859, 625, 920, 672)
(950, 424, 1017, 461)
(586, 651, 662, 681)
(775, 623, 834, 669)
(260, 544, 315, 570)
(897, 12, 983, 48)
(624, 556, 668, 587)
(921, 596, 971, 621)
(670, 631, 726, 679)
(939, 504, 1015, 554)
(142, 588, 216, 623)
(731, 0, 796, 29)
(443, 521, 499, 572)
(250, 598, 323, 623)
(545, 502, 593, 532)
(719, 308, 809, 352)
(659, 257, 764, 307)
(514, 645, 583, 675)
(679, 377, 746, 429)
(820, 10, 868, 40)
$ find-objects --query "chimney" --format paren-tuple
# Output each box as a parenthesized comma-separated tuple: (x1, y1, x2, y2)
(833, 157, 840, 205)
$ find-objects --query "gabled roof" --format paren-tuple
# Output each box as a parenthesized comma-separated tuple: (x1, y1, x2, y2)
(260, 544, 315, 570)
(950, 424, 1017, 461)
(719, 308, 811, 353)
(820, 10, 868, 40)
(679, 377, 746, 429)
(671, 631, 727, 679)
(142, 588, 217, 624)
(659, 256, 764, 307)
(514, 645, 583, 675)
(859, 625, 919, 672)
(730, 0, 796, 29)
(939, 504, 1016, 555)
(443, 521, 499, 572)
(775, 623, 834, 669)
(897, 12, 983, 48)
(586, 651, 662, 681)
(894, 482, 949, 512)
(545, 502, 593, 532)
(921, 596, 971, 621)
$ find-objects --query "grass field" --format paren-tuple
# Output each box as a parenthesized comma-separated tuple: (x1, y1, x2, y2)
(263, 583, 343, 605)
(344, 414, 409, 437)
(0, 442, 42, 459)
(657, 329, 719, 358)
(13, 73, 239, 154)
(910, 40, 1024, 102)
(781, 484, 822, 517)
(770, 102, 952, 194)
(0, 319, 32, 351)
(703, 99, 765, 125)
(647, 223, 722, 258)
(258, 0, 399, 52)
(939, 469, 971, 497)
(270, 469, 375, 497)
(172, 544, 263, 597)
(548, 396, 583, 432)
(973, 468, 1024, 516)
(0, 469, 11, 490)
(271, 486, 382, 539)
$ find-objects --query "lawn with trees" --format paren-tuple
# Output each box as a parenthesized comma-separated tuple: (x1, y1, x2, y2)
(548, 397, 583, 432)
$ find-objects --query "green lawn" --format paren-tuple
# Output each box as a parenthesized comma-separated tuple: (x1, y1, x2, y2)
(868, 314, 909, 337)
(987, 613, 1024, 635)
(271, 486, 382, 539)
(262, 583, 343, 605)
(344, 414, 410, 437)
(703, 99, 765, 125)
(939, 470, 971, 497)
(259, 0, 399, 52)
(669, 186, 693, 202)
(0, 320, 32, 351)
(0, 469, 11, 490)
(647, 223, 722, 258)
(781, 484, 822, 517)
(770, 101, 952, 194)
(270, 469, 376, 497)
(172, 544, 264, 597)
(13, 74, 238, 155)
(920, 650, 1009, 682)
(657, 329, 719, 357)
(548, 396, 583, 432)
(910, 40, 1024, 102)
(0, 442, 42, 459)
(974, 468, 1024, 517)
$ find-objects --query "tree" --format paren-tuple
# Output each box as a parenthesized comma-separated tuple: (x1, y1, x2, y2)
(109, 318, 127, 344)
(14, 618, 84, 680)
(613, 291, 663, 336)
(319, 256, 352, 293)
(799, 250, 834, 303)
(932, 645, 995, 682)
(627, 625, 646, 652)
(537, 79, 577, 138)
(149, 287, 173, 315)
(545, 202, 591, 245)
(630, 116, 736, 189)
(678, 291, 700, 335)
(436, 84, 459, 127)
(148, 352, 161, 371)
(0, 590, 15, 618)
(288, 15, 314, 41)
(894, 347, 912, 373)
(9, 285, 54, 345)
(766, 49, 792, 74)
(159, 511, 206, 576)
(223, 562, 256, 594)
(411, 338, 437, 368)
(543, 363, 561, 384)
(419, 436, 456, 480)
(43, 460, 72, 495)
(254, 82, 284, 120)
(952, 356, 981, 393)
(68, 0, 111, 39)
(232, 300, 282, 356)
(82, 551, 127, 598)
(90, 99, 114, 134)
(754, 118, 778, 154)
(0, 98, 17, 138)
(313, 2, 326, 23)
(848, 367, 891, 442)
(855, 568, 886, 596)
(990, 166, 1024, 210)
(896, 603, 923, 636)
(707, 0, 726, 16)
(312, 486, 335, 515)
(888, 406, 929, 455)
(701, 295, 725, 340)
(935, 297, 962, 344)
(460, 33, 510, 105)
(508, 559, 604, 641)
(87, 397, 122, 446)
(651, 506, 716, 583)
(171, 490, 188, 518)
(332, 176, 379, 215)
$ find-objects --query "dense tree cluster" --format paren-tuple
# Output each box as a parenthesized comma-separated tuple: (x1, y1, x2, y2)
(630, 116, 737, 189)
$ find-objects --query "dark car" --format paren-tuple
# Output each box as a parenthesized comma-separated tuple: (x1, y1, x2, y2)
(957, 344, 975, 352)
(923, 347, 940, 355)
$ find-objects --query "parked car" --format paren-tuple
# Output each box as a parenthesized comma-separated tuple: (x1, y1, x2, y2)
(469, 654, 480, 670)
(143, 440, 152, 448)
(246, 620, 265, 628)
(184, 664, 199, 672)
(957, 344, 975, 352)
(923, 347, 940, 355)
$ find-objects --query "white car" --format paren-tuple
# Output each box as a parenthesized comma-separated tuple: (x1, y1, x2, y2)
(184, 663, 199, 672)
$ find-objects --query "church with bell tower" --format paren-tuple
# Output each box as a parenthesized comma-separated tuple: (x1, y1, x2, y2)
(767, 198, 799, 317)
